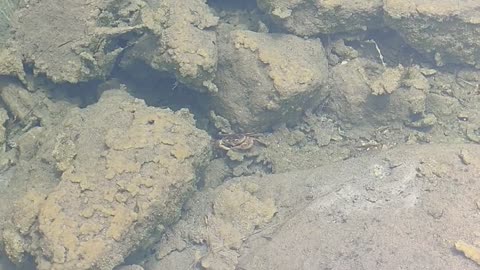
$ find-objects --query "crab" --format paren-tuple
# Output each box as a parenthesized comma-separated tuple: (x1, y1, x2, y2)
(215, 133, 263, 151)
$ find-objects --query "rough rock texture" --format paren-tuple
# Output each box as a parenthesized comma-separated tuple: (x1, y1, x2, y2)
(213, 29, 328, 132)
(0, 81, 69, 130)
(1, 0, 219, 89)
(257, 0, 384, 36)
(5, 0, 146, 83)
(384, 0, 480, 67)
(0, 79, 73, 239)
(0, 0, 22, 46)
(237, 144, 480, 269)
(121, 0, 219, 92)
(145, 144, 480, 270)
(328, 59, 433, 128)
(2, 89, 211, 270)
(144, 181, 277, 270)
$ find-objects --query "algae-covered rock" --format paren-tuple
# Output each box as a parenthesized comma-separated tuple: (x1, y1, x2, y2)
(213, 29, 328, 132)
(4, 0, 146, 84)
(0, 0, 22, 46)
(257, 0, 384, 36)
(384, 0, 480, 67)
(328, 59, 430, 127)
(0, 48, 25, 84)
(3, 88, 211, 270)
(121, 0, 219, 93)
(144, 181, 277, 270)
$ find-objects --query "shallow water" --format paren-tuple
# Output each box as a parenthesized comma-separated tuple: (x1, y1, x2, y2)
(1, 0, 480, 269)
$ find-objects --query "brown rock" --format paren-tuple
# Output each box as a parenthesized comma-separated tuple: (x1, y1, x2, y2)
(257, 0, 384, 36)
(213, 29, 328, 132)
(2, 89, 211, 270)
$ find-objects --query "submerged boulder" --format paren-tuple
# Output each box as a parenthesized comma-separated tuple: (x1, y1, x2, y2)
(6, 0, 146, 84)
(384, 0, 480, 67)
(2, 88, 211, 270)
(328, 59, 432, 128)
(257, 0, 384, 36)
(213, 29, 329, 132)
(121, 0, 219, 93)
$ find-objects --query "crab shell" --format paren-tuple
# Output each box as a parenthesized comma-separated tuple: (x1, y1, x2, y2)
(217, 135, 255, 151)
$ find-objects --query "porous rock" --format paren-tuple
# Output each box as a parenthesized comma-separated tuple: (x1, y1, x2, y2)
(2, 88, 211, 270)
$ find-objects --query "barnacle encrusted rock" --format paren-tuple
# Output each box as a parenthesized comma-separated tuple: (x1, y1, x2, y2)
(257, 0, 384, 36)
(2, 89, 211, 270)
(384, 0, 480, 67)
(213, 29, 328, 132)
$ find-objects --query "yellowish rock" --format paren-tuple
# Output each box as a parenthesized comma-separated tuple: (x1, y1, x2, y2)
(455, 240, 480, 266)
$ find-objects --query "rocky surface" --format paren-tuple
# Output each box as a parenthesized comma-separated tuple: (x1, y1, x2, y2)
(0, 0, 221, 92)
(213, 28, 329, 132)
(257, 0, 384, 36)
(237, 144, 480, 269)
(0, 0, 21, 46)
(328, 58, 432, 128)
(0, 0, 480, 269)
(144, 180, 277, 270)
(384, 0, 480, 67)
(2, 0, 146, 84)
(121, 0, 219, 93)
(145, 144, 480, 270)
(2, 88, 211, 270)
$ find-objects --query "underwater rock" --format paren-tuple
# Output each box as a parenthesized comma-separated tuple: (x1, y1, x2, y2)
(0, 0, 21, 46)
(144, 181, 277, 270)
(121, 0, 219, 93)
(328, 59, 374, 125)
(328, 59, 430, 127)
(213, 29, 329, 132)
(384, 0, 480, 68)
(2, 88, 211, 270)
(144, 144, 480, 270)
(257, 0, 384, 36)
(4, 0, 146, 84)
